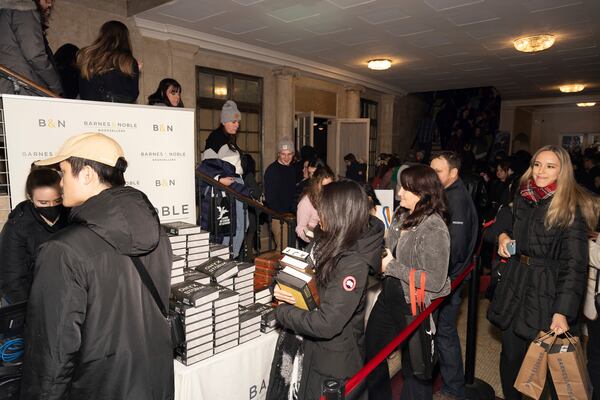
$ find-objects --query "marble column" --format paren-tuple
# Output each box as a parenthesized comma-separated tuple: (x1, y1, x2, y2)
(378, 94, 395, 153)
(344, 84, 365, 118)
(273, 66, 299, 142)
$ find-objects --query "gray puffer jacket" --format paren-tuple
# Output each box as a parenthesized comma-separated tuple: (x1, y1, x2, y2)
(384, 211, 451, 306)
(0, 0, 62, 95)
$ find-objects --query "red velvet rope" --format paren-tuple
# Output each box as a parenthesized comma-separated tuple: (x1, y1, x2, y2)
(319, 261, 476, 400)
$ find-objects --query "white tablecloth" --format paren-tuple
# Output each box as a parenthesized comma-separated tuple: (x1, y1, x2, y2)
(174, 331, 279, 400)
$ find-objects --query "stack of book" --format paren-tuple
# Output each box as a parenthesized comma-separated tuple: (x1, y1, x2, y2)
(183, 269, 211, 285)
(186, 231, 211, 268)
(209, 243, 230, 260)
(246, 303, 278, 333)
(195, 257, 239, 291)
(254, 287, 273, 305)
(238, 305, 262, 344)
(170, 281, 221, 366)
(233, 262, 256, 307)
(254, 251, 282, 290)
(170, 255, 186, 286)
(213, 285, 240, 354)
(275, 247, 320, 311)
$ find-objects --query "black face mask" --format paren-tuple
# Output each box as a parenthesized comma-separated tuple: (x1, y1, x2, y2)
(36, 205, 63, 222)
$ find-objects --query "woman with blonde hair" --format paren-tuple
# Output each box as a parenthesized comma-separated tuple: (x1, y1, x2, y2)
(77, 20, 139, 103)
(488, 145, 599, 400)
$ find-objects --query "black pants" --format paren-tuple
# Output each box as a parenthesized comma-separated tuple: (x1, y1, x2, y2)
(435, 285, 466, 399)
(365, 277, 433, 400)
(500, 326, 558, 400)
(588, 315, 600, 400)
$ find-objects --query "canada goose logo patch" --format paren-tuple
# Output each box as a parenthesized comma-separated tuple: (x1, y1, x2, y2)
(342, 276, 357, 292)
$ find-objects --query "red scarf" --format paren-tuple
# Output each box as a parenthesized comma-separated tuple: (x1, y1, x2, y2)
(519, 178, 557, 204)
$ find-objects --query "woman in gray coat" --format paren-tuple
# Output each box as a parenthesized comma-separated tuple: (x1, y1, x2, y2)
(0, 0, 62, 95)
(366, 164, 451, 400)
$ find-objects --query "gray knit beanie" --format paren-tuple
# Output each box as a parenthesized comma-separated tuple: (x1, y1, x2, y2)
(221, 100, 241, 124)
(277, 137, 295, 153)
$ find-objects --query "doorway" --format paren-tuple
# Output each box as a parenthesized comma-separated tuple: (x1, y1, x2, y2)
(314, 117, 328, 163)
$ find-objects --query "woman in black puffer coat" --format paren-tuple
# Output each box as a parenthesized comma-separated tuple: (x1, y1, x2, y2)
(487, 145, 599, 400)
(0, 167, 69, 303)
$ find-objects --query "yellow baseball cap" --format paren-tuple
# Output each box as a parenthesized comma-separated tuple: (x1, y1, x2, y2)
(35, 132, 125, 167)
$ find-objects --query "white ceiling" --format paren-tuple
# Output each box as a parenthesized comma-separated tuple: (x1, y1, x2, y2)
(136, 0, 600, 99)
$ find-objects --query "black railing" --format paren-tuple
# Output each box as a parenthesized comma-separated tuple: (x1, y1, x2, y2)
(196, 169, 297, 261)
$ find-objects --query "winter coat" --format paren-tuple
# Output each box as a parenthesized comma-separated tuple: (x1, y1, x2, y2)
(20, 186, 174, 400)
(384, 212, 451, 306)
(0, 0, 63, 95)
(487, 194, 589, 340)
(196, 158, 252, 242)
(78, 61, 139, 103)
(202, 127, 243, 175)
(275, 216, 385, 400)
(0, 200, 69, 302)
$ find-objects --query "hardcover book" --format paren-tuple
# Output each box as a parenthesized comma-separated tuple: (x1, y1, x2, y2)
(170, 300, 211, 317)
(246, 303, 276, 329)
(184, 269, 211, 285)
(275, 266, 320, 311)
(162, 221, 201, 236)
(188, 231, 210, 241)
(239, 305, 261, 329)
(168, 234, 187, 244)
(196, 258, 239, 283)
(171, 281, 220, 307)
(213, 285, 240, 308)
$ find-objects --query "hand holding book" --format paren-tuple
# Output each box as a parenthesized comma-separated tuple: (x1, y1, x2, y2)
(274, 285, 297, 305)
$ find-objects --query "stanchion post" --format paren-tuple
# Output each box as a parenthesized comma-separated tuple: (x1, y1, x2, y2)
(322, 379, 345, 400)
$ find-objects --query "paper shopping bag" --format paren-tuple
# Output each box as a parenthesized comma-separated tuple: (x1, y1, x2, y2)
(548, 334, 592, 400)
(514, 331, 555, 399)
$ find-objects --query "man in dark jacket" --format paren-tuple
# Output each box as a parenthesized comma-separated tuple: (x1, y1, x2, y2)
(20, 133, 174, 400)
(0, 0, 63, 95)
(430, 151, 478, 400)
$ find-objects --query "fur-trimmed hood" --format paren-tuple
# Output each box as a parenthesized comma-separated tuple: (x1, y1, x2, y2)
(0, 0, 36, 11)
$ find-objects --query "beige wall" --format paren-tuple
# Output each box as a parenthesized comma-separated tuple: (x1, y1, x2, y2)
(393, 94, 428, 159)
(512, 108, 532, 152)
(531, 107, 600, 151)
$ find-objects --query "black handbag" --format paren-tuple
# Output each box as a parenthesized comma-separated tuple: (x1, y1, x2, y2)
(403, 269, 438, 380)
(208, 187, 235, 235)
(130, 257, 184, 350)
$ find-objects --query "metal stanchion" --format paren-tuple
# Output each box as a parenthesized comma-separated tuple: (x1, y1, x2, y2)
(322, 379, 345, 400)
(464, 255, 495, 400)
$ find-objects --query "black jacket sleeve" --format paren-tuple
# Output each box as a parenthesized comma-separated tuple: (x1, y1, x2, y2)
(275, 259, 367, 339)
(13, 10, 63, 94)
(264, 164, 276, 207)
(447, 194, 478, 278)
(0, 221, 29, 302)
(20, 242, 87, 400)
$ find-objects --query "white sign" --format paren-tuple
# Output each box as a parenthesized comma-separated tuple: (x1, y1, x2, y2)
(374, 189, 394, 229)
(2, 95, 196, 224)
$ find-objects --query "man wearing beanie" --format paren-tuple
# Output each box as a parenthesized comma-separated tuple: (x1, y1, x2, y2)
(20, 133, 174, 400)
(264, 137, 297, 249)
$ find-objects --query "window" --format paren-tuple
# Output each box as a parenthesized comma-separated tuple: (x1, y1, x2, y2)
(360, 99, 378, 177)
(196, 68, 263, 180)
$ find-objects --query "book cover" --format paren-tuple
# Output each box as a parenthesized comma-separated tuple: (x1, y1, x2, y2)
(279, 254, 310, 272)
(197, 258, 239, 283)
(282, 247, 309, 261)
(246, 303, 276, 328)
(184, 269, 211, 285)
(239, 305, 261, 329)
(275, 266, 320, 311)
(234, 262, 256, 277)
(171, 281, 220, 307)
(162, 221, 201, 236)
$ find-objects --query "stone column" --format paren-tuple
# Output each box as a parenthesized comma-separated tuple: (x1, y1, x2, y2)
(344, 84, 365, 118)
(378, 94, 395, 153)
(273, 67, 299, 142)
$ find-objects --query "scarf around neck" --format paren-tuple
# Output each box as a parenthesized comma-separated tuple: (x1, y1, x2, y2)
(520, 178, 557, 204)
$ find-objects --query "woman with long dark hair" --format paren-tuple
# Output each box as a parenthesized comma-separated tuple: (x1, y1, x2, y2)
(295, 165, 335, 243)
(148, 78, 184, 107)
(77, 20, 139, 103)
(366, 164, 451, 400)
(271, 180, 384, 400)
(488, 145, 599, 400)
(0, 167, 69, 303)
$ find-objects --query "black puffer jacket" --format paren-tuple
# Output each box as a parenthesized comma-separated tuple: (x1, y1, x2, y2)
(275, 216, 384, 400)
(0, 200, 69, 302)
(21, 186, 174, 400)
(0, 0, 63, 95)
(487, 194, 589, 340)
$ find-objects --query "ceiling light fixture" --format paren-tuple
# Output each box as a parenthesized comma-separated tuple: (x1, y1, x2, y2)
(367, 59, 392, 70)
(560, 84, 585, 93)
(513, 34, 555, 53)
(577, 102, 596, 107)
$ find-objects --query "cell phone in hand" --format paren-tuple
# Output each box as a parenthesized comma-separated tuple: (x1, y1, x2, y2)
(506, 240, 516, 256)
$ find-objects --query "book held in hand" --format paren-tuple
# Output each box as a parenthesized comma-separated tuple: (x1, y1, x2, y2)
(275, 266, 320, 311)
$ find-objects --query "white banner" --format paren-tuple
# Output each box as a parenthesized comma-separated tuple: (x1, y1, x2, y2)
(2, 95, 196, 224)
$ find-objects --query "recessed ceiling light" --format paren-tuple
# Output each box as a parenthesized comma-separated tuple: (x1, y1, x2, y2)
(577, 102, 596, 107)
(560, 84, 585, 93)
(367, 59, 392, 70)
(513, 34, 555, 53)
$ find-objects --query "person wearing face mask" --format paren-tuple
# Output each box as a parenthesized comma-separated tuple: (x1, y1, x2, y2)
(0, 167, 69, 303)
(488, 145, 599, 400)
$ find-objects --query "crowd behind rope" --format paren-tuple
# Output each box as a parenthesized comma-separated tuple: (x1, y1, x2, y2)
(1, 2, 600, 399)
